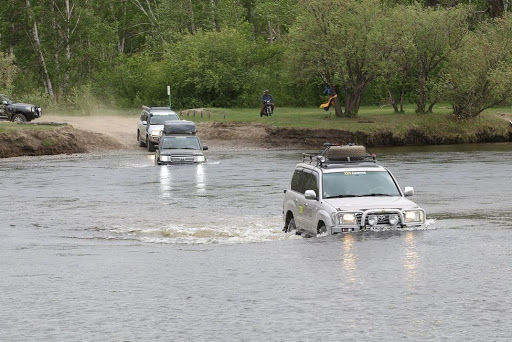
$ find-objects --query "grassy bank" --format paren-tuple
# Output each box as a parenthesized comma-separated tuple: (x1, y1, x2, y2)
(177, 105, 512, 145)
(2, 104, 511, 155)
(0, 121, 121, 158)
(0, 122, 59, 133)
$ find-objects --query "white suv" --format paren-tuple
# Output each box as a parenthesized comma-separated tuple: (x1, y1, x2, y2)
(137, 106, 180, 152)
(283, 144, 426, 237)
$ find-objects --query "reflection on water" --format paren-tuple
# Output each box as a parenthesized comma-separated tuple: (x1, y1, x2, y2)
(159, 164, 207, 196)
(403, 231, 419, 282)
(341, 234, 357, 282)
(195, 164, 206, 193)
(159, 165, 173, 197)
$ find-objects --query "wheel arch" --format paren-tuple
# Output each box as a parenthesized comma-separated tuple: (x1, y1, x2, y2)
(316, 210, 333, 231)
(285, 210, 294, 226)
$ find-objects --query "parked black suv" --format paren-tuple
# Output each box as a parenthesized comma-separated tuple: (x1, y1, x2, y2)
(0, 94, 42, 122)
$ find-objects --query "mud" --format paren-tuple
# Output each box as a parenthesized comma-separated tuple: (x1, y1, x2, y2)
(0, 123, 122, 158)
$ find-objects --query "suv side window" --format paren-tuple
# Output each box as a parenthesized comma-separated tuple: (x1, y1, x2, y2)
(291, 169, 304, 193)
(303, 172, 319, 196)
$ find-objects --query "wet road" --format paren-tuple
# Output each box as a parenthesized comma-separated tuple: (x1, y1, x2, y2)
(1, 144, 511, 341)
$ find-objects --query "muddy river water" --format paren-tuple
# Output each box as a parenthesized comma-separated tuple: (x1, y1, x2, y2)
(1, 144, 511, 341)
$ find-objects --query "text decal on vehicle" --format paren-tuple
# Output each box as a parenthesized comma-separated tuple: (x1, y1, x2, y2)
(344, 171, 366, 175)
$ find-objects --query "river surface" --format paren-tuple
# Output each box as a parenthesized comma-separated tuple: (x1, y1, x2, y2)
(1, 144, 511, 341)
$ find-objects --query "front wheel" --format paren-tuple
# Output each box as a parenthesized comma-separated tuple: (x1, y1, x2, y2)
(317, 223, 327, 235)
(138, 131, 146, 147)
(12, 113, 27, 123)
(284, 217, 296, 233)
(147, 138, 155, 152)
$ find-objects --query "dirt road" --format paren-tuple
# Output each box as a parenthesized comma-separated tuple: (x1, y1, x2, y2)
(40, 115, 271, 151)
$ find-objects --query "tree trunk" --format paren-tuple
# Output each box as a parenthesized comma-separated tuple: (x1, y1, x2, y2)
(427, 97, 440, 113)
(52, 0, 63, 102)
(110, 2, 126, 52)
(130, 0, 165, 42)
(329, 84, 343, 118)
(400, 81, 406, 113)
(185, 0, 196, 34)
(61, 0, 73, 99)
(345, 89, 364, 117)
(416, 73, 427, 113)
(210, 0, 220, 32)
(487, 0, 505, 17)
(26, 0, 55, 101)
(267, 21, 273, 43)
(388, 88, 399, 113)
(425, 0, 440, 7)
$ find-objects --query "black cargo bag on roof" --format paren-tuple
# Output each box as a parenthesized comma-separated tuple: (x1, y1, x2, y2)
(163, 120, 196, 134)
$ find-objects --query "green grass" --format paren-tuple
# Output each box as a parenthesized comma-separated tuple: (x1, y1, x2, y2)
(41, 138, 58, 147)
(177, 104, 509, 137)
(38, 103, 512, 139)
(0, 122, 58, 133)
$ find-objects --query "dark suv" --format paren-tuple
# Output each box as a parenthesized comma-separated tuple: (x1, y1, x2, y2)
(155, 120, 208, 165)
(0, 94, 42, 122)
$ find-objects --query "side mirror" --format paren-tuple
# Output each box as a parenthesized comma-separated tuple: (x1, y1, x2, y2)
(142, 120, 147, 125)
(305, 190, 317, 200)
(403, 187, 414, 197)
(203, 145, 208, 151)
(1, 100, 7, 105)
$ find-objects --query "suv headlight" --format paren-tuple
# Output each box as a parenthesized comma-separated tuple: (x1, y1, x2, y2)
(403, 210, 425, 223)
(151, 130, 161, 137)
(338, 213, 357, 225)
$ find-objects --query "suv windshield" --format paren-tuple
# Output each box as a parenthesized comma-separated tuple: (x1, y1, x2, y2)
(0, 95, 13, 104)
(162, 136, 200, 150)
(322, 171, 401, 198)
(149, 114, 179, 125)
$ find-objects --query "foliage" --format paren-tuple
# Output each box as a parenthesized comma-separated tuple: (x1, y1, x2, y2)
(68, 84, 100, 115)
(157, 28, 283, 109)
(2, 0, 512, 121)
(443, 14, 512, 118)
(400, 4, 472, 113)
(287, 0, 391, 117)
(0, 52, 17, 91)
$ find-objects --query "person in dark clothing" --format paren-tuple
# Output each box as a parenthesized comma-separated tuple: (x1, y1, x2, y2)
(260, 90, 274, 115)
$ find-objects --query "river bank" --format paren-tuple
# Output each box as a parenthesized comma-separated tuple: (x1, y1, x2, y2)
(1, 113, 511, 158)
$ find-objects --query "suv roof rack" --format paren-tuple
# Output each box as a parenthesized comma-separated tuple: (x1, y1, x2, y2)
(302, 143, 376, 167)
(142, 105, 173, 111)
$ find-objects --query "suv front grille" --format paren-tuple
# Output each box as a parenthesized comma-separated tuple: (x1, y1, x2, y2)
(356, 211, 401, 226)
(170, 156, 195, 163)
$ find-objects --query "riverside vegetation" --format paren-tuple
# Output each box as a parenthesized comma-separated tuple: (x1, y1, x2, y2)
(1, 105, 511, 158)
(3, 1, 512, 121)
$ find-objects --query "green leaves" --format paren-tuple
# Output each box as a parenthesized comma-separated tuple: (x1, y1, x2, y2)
(444, 15, 512, 118)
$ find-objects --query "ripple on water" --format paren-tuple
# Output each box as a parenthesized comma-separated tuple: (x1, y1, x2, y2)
(98, 221, 301, 245)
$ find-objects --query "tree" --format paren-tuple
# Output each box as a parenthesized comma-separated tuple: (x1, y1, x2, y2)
(406, 4, 471, 113)
(370, 5, 417, 113)
(288, 0, 389, 117)
(158, 28, 276, 108)
(443, 15, 512, 118)
(0, 52, 17, 90)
